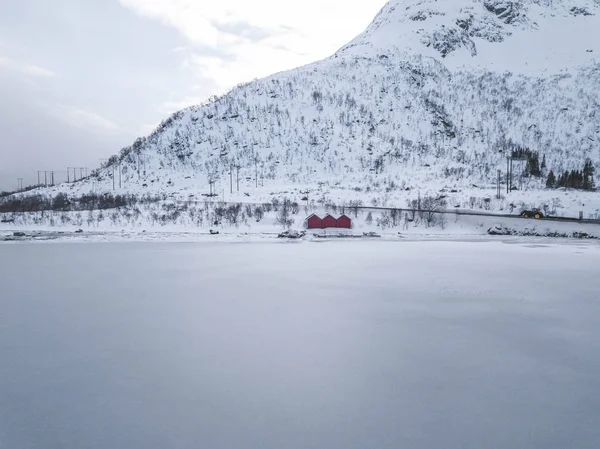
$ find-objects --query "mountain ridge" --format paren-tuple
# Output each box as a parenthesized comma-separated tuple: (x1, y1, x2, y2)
(16, 0, 600, 216)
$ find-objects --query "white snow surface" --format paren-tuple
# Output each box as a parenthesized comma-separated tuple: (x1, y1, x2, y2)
(1, 240, 600, 448)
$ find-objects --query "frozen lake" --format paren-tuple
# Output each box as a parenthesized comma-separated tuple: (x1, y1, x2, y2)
(1, 240, 600, 449)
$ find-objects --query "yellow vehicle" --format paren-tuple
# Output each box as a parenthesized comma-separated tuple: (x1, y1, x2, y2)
(521, 210, 544, 219)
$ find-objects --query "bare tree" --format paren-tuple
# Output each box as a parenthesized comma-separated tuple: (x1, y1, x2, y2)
(406, 199, 418, 221)
(421, 196, 447, 228)
(254, 206, 265, 222)
(390, 209, 401, 227)
(277, 198, 294, 229)
(377, 212, 391, 229)
(349, 200, 363, 218)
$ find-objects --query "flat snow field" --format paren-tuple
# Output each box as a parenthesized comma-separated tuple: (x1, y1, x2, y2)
(1, 240, 600, 449)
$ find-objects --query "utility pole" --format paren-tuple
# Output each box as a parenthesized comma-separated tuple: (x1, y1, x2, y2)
(37, 171, 41, 186)
(301, 190, 310, 207)
(497, 170, 501, 199)
(506, 156, 510, 194)
(44, 171, 48, 186)
(17, 178, 23, 191)
(229, 166, 233, 194)
(67, 167, 70, 183)
(50, 171, 55, 186)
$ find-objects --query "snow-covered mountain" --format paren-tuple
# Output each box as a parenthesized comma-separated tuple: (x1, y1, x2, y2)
(342, 0, 600, 74)
(32, 0, 600, 209)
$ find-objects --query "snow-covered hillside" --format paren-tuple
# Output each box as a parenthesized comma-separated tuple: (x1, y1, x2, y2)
(19, 0, 600, 216)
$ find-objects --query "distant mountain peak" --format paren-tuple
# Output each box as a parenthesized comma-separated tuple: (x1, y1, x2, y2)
(338, 0, 600, 74)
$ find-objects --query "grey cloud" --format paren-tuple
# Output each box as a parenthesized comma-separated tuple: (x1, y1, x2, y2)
(268, 43, 308, 56)
(0, 56, 56, 77)
(175, 43, 237, 63)
(211, 19, 285, 43)
(0, 76, 125, 190)
(0, 0, 216, 191)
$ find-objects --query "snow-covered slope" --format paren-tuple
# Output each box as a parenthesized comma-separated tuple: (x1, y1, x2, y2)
(25, 0, 600, 214)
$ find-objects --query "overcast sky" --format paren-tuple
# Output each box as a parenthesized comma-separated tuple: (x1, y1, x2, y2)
(0, 0, 386, 191)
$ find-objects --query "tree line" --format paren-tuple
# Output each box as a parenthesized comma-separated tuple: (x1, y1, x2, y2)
(511, 145, 596, 191)
(511, 147, 545, 178)
(546, 160, 595, 191)
(0, 193, 139, 214)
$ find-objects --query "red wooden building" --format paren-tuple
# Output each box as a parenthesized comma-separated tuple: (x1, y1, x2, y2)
(305, 214, 323, 230)
(336, 214, 352, 229)
(305, 214, 354, 230)
(321, 214, 338, 229)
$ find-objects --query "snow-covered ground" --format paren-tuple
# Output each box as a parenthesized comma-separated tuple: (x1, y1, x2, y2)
(19, 181, 600, 220)
(2, 201, 600, 242)
(1, 240, 599, 449)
